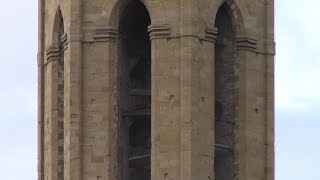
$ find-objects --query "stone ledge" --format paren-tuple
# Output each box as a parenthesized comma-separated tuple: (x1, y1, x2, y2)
(93, 27, 118, 42)
(148, 24, 171, 40)
(203, 26, 218, 43)
(60, 33, 69, 50)
(45, 45, 60, 65)
(237, 36, 258, 52)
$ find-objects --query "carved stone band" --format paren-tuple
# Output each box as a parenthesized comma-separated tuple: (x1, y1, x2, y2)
(60, 33, 69, 50)
(94, 27, 118, 42)
(204, 26, 218, 43)
(45, 45, 60, 64)
(237, 36, 258, 52)
(148, 24, 171, 40)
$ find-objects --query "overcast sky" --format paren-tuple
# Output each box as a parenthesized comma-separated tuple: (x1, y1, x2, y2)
(275, 0, 320, 179)
(0, 0, 319, 179)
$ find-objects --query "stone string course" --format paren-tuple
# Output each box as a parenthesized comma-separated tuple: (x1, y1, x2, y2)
(39, 0, 275, 179)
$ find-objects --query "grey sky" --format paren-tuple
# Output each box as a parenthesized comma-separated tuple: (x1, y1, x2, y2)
(275, 0, 320, 179)
(0, 0, 319, 179)
(0, 0, 37, 179)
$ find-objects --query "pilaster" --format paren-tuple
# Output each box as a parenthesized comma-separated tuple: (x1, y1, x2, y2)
(81, 26, 119, 180)
(43, 45, 61, 180)
(236, 35, 268, 180)
(63, 0, 82, 179)
(180, 1, 215, 179)
(148, 23, 182, 180)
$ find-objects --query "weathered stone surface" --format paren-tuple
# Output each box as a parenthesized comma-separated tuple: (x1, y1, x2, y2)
(39, 0, 275, 179)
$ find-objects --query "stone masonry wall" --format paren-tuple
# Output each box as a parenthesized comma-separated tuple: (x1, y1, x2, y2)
(40, 0, 275, 180)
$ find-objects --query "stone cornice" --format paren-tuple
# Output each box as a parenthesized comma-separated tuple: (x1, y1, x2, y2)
(45, 45, 60, 65)
(93, 27, 118, 42)
(148, 24, 171, 40)
(237, 36, 258, 52)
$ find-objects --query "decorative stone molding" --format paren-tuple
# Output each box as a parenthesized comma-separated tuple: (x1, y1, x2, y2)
(148, 24, 171, 40)
(237, 36, 258, 52)
(93, 27, 118, 42)
(60, 33, 69, 50)
(45, 45, 60, 65)
(203, 26, 218, 43)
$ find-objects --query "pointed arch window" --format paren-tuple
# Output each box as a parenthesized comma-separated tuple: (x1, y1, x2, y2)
(214, 3, 238, 180)
(51, 8, 65, 179)
(118, 1, 151, 180)
(57, 14, 65, 180)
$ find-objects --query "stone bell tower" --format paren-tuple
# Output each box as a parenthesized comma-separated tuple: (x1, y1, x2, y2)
(38, 0, 275, 179)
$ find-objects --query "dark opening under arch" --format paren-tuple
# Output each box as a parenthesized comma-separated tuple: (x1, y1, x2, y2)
(118, 1, 151, 180)
(214, 3, 237, 180)
(52, 7, 65, 180)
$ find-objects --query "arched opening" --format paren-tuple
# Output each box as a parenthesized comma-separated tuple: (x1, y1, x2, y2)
(214, 3, 237, 180)
(53, 8, 65, 179)
(57, 18, 64, 180)
(118, 1, 151, 180)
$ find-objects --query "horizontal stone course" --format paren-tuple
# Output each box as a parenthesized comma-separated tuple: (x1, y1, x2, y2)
(40, 0, 274, 179)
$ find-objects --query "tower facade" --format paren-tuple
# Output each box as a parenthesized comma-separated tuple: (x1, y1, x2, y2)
(38, 0, 275, 180)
